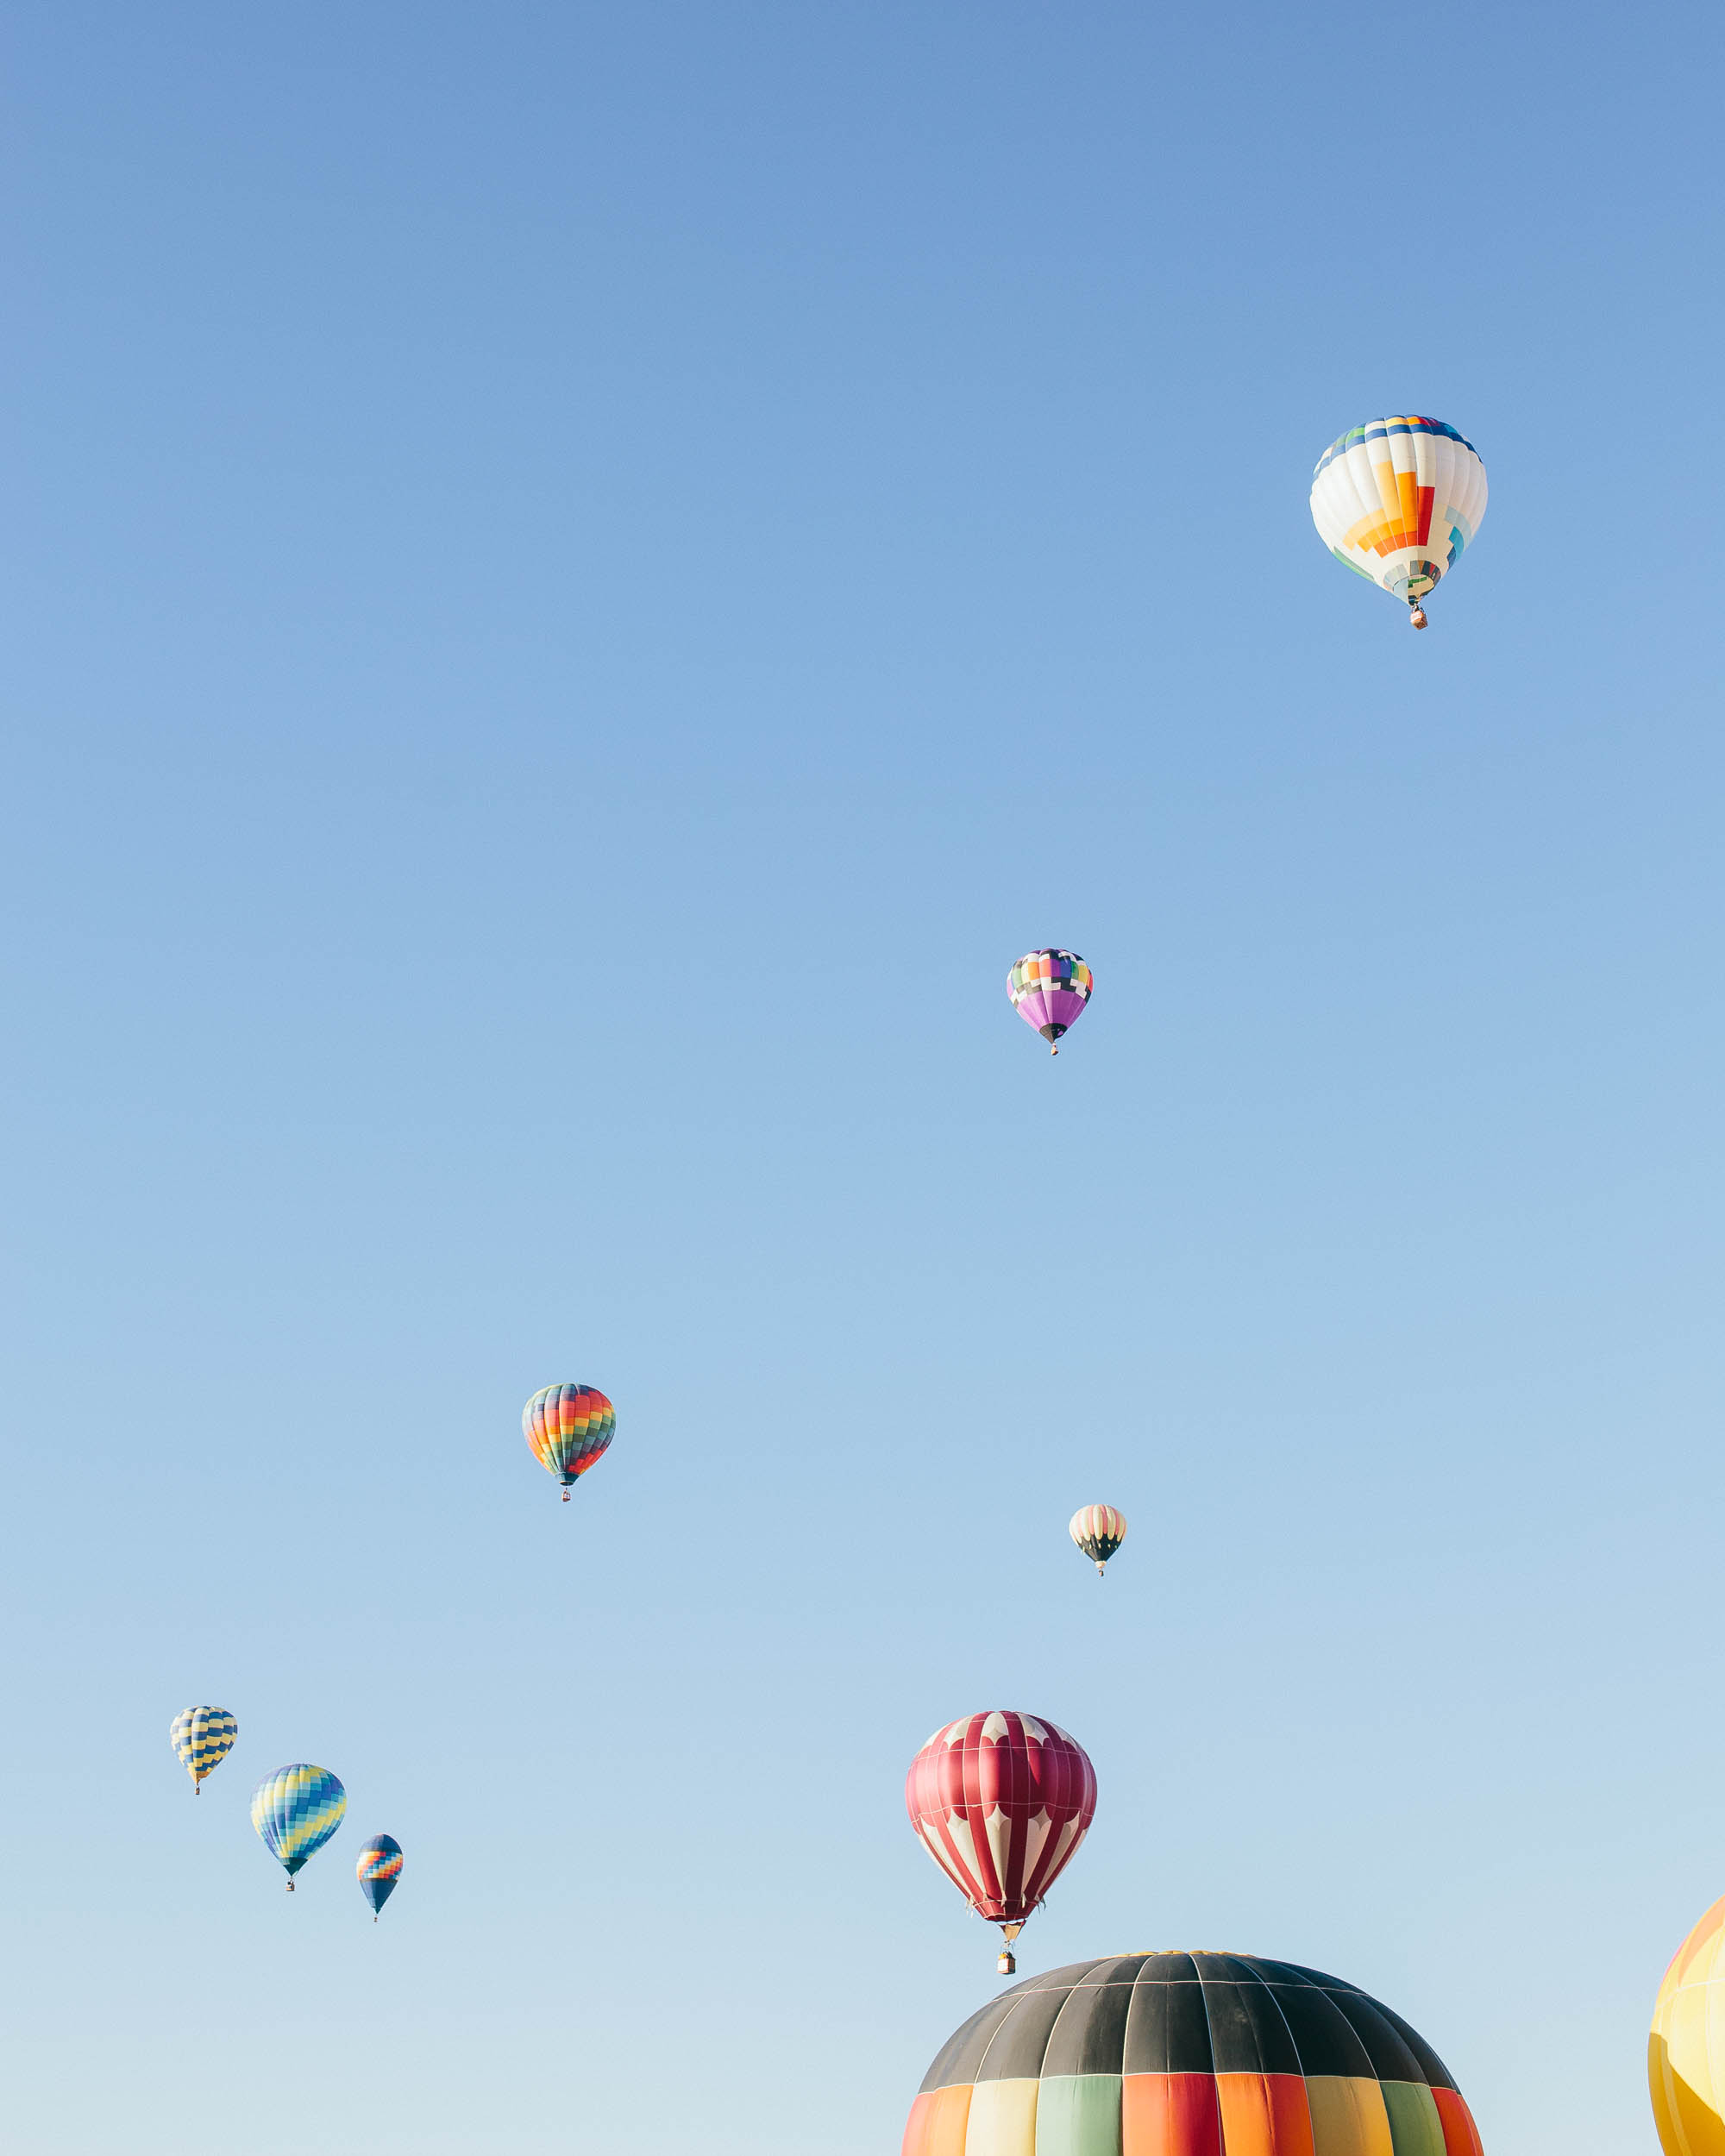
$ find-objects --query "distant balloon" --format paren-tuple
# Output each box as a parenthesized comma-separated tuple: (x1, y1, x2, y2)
(251, 1764, 346, 1892)
(1069, 1505, 1126, 1579)
(906, 1711, 1097, 1975)
(1007, 950, 1093, 1056)
(523, 1383, 615, 1501)
(355, 1834, 404, 1922)
(169, 1705, 237, 1794)
(1309, 415, 1487, 629)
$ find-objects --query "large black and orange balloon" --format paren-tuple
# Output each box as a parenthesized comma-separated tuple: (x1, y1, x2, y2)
(903, 1952, 1483, 2156)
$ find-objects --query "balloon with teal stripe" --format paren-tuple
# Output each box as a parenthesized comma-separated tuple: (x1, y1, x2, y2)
(251, 1764, 346, 1892)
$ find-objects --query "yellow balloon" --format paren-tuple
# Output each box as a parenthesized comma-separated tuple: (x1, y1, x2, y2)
(1652, 1895, 1725, 2153)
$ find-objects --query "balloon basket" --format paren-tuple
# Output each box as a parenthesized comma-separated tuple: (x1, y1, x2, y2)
(285, 1881, 295, 1893)
(561, 1488, 570, 1502)
(998, 1951, 1016, 1975)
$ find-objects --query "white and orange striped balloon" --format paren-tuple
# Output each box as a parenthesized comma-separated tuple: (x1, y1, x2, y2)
(1069, 1504, 1126, 1577)
(1309, 416, 1486, 627)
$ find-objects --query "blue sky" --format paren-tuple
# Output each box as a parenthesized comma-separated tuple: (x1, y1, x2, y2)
(4, 3, 1722, 2151)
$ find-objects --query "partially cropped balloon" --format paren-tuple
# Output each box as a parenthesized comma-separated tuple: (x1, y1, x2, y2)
(904, 1952, 1485, 2156)
(1652, 1891, 1725, 2153)
(1069, 1505, 1126, 1578)
(251, 1764, 346, 1891)
(906, 1711, 1097, 1974)
(1007, 950, 1092, 1056)
(1309, 416, 1486, 628)
(524, 1383, 615, 1501)
(356, 1833, 404, 1921)
(169, 1705, 237, 1793)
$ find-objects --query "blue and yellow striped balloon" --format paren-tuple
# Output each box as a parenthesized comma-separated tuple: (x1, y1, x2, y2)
(169, 1705, 237, 1793)
(356, 1833, 404, 1921)
(251, 1764, 346, 1891)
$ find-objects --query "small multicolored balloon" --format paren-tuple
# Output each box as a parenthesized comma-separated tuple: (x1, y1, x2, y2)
(1309, 415, 1487, 630)
(1007, 949, 1093, 1056)
(355, 1833, 404, 1921)
(523, 1382, 616, 1501)
(168, 1705, 237, 1794)
(1070, 1503, 1127, 1578)
(251, 1764, 346, 1892)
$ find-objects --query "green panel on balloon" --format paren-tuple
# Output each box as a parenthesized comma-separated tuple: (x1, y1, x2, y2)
(1380, 2079, 1446, 2156)
(1033, 2075, 1121, 2155)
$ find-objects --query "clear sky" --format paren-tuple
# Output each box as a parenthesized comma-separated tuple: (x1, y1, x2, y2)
(4, 4, 1722, 2152)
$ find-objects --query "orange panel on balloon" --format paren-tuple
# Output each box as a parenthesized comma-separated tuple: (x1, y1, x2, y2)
(901, 2084, 971, 2156)
(1121, 2073, 1222, 2156)
(1214, 2073, 1314, 2156)
(1430, 2087, 1484, 2156)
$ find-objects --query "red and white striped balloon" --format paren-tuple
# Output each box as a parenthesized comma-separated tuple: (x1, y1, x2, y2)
(905, 1711, 1097, 1970)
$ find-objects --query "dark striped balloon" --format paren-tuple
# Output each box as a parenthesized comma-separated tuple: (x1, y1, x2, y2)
(356, 1833, 404, 1921)
(903, 1951, 1484, 2155)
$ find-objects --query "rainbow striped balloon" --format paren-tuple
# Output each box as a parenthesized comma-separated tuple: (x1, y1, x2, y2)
(524, 1382, 616, 1501)
(1068, 1505, 1126, 1578)
(251, 1764, 346, 1891)
(904, 1953, 1484, 2155)
(356, 1833, 404, 1921)
(168, 1705, 237, 1792)
(1309, 416, 1486, 627)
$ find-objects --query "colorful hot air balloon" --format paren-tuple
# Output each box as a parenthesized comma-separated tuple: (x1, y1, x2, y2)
(523, 1382, 615, 1501)
(251, 1764, 346, 1892)
(1069, 1506, 1126, 1579)
(1651, 1891, 1725, 2153)
(355, 1833, 404, 1922)
(168, 1705, 237, 1794)
(1309, 416, 1487, 629)
(906, 1712, 1097, 1975)
(1007, 950, 1093, 1056)
(903, 1952, 1485, 2156)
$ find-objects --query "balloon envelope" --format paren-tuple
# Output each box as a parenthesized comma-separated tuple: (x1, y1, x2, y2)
(356, 1833, 404, 1919)
(1651, 1892, 1725, 2153)
(251, 1764, 346, 1884)
(1069, 1505, 1126, 1576)
(904, 1952, 1485, 2156)
(524, 1382, 615, 1495)
(169, 1705, 237, 1790)
(905, 1712, 1096, 1940)
(1007, 950, 1092, 1050)
(1309, 416, 1486, 616)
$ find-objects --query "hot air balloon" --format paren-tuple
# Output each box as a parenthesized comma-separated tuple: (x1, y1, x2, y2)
(1651, 1892, 1725, 2153)
(903, 1952, 1485, 2156)
(1007, 950, 1092, 1056)
(251, 1764, 346, 1892)
(356, 1833, 404, 1921)
(1309, 416, 1487, 629)
(168, 1705, 237, 1794)
(1069, 1506, 1126, 1579)
(524, 1382, 615, 1501)
(906, 1712, 1097, 1975)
